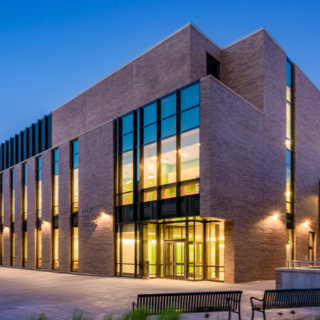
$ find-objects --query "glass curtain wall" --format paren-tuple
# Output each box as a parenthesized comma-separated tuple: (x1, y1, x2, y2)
(286, 60, 294, 261)
(22, 163, 27, 267)
(115, 81, 200, 225)
(52, 149, 59, 270)
(114, 81, 225, 280)
(71, 140, 79, 272)
(0, 174, 3, 265)
(11, 168, 15, 266)
(115, 219, 225, 281)
(36, 157, 42, 268)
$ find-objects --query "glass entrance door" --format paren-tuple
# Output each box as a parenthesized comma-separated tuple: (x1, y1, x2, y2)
(164, 240, 186, 280)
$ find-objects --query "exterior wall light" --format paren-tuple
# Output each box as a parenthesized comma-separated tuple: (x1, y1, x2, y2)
(305, 221, 309, 226)
(273, 214, 278, 219)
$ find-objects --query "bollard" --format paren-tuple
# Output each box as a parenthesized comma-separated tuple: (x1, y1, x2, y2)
(146, 260, 149, 280)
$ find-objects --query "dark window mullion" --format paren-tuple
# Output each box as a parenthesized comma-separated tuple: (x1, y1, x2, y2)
(156, 100, 161, 220)
(139, 108, 143, 221)
(179, 104, 200, 114)
(133, 111, 137, 222)
(176, 91, 181, 217)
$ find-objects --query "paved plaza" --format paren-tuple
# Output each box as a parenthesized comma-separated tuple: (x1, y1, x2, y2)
(0, 267, 318, 320)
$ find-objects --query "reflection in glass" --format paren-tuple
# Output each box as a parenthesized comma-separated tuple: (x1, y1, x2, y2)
(194, 222, 203, 280)
(161, 137, 176, 185)
(181, 181, 200, 196)
(286, 229, 294, 261)
(161, 186, 176, 199)
(37, 231, 42, 268)
(286, 202, 292, 214)
(23, 185, 27, 220)
(181, 107, 199, 132)
(164, 223, 186, 240)
(23, 232, 27, 267)
(286, 102, 291, 141)
(122, 113, 133, 135)
(122, 224, 135, 276)
(206, 222, 224, 281)
(286, 86, 291, 102)
(37, 181, 42, 218)
(161, 116, 176, 138)
(116, 226, 120, 275)
(143, 190, 157, 202)
(120, 192, 133, 205)
(286, 60, 292, 87)
(143, 143, 157, 188)
(72, 227, 79, 271)
(11, 189, 15, 222)
(286, 166, 292, 202)
(180, 129, 200, 181)
(286, 149, 291, 166)
(143, 103, 157, 126)
(181, 83, 200, 111)
(121, 151, 133, 193)
(53, 229, 59, 270)
(72, 168, 79, 212)
(161, 94, 176, 119)
(122, 133, 133, 152)
(143, 124, 157, 144)
(143, 223, 157, 277)
(53, 176, 59, 208)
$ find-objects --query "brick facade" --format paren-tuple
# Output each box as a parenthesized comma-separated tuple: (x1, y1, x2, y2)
(0, 23, 319, 283)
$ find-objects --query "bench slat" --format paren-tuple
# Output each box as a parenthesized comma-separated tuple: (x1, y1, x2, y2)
(135, 291, 242, 315)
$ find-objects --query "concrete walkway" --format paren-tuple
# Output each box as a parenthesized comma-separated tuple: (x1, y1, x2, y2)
(0, 267, 317, 319)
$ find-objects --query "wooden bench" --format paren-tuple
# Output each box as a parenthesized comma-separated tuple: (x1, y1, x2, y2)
(251, 288, 320, 319)
(133, 291, 242, 319)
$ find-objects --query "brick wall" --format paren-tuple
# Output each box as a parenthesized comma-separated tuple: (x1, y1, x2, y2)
(221, 31, 264, 111)
(200, 29, 287, 282)
(294, 66, 320, 261)
(78, 121, 114, 276)
(58, 142, 71, 272)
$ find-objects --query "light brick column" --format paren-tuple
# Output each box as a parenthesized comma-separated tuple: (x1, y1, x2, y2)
(59, 142, 71, 272)
(42, 150, 52, 270)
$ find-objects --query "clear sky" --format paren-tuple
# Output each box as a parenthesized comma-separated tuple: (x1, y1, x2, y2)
(0, 0, 319, 142)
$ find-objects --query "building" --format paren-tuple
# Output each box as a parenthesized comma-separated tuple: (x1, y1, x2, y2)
(0, 22, 319, 283)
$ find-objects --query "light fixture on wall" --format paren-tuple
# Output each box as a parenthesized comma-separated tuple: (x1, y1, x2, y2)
(273, 214, 279, 219)
(305, 221, 309, 226)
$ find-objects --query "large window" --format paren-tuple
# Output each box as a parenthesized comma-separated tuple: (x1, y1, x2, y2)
(52, 148, 59, 270)
(22, 163, 27, 267)
(71, 140, 79, 272)
(37, 157, 42, 269)
(115, 81, 200, 223)
(286, 59, 294, 260)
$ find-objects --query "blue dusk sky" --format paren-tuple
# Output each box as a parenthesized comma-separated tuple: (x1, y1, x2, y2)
(0, 0, 319, 142)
